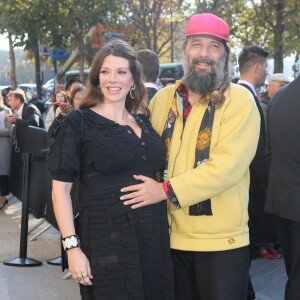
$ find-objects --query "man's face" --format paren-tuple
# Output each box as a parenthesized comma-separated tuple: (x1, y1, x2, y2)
(66, 82, 82, 98)
(256, 59, 268, 87)
(7, 94, 21, 111)
(268, 80, 289, 98)
(182, 36, 227, 95)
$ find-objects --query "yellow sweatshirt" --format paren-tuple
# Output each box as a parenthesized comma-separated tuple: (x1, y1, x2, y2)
(149, 81, 260, 251)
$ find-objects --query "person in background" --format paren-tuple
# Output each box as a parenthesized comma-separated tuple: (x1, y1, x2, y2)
(265, 75, 300, 300)
(260, 73, 290, 127)
(29, 92, 46, 116)
(69, 85, 84, 109)
(120, 13, 260, 300)
(0, 92, 12, 210)
(47, 39, 174, 300)
(56, 78, 83, 116)
(238, 45, 279, 300)
(5, 90, 44, 128)
(1, 87, 12, 106)
(136, 49, 160, 103)
(45, 90, 67, 130)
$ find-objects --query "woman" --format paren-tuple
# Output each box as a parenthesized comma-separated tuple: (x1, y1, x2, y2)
(0, 92, 12, 210)
(45, 90, 67, 130)
(69, 85, 84, 109)
(47, 40, 174, 300)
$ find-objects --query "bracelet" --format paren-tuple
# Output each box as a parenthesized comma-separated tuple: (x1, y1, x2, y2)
(62, 235, 81, 251)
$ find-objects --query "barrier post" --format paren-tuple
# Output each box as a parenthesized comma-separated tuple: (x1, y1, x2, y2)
(3, 153, 42, 267)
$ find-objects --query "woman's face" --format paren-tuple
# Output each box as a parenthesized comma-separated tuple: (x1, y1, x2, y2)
(55, 92, 66, 103)
(73, 91, 82, 109)
(98, 55, 134, 105)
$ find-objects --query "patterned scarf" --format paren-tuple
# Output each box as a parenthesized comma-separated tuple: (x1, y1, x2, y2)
(161, 84, 217, 216)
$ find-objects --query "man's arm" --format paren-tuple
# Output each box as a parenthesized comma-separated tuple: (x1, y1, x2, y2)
(16, 106, 40, 127)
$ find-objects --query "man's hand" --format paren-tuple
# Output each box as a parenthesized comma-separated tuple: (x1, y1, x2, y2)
(5, 115, 17, 124)
(120, 175, 166, 209)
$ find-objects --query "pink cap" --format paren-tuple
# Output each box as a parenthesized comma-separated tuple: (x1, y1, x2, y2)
(185, 13, 229, 42)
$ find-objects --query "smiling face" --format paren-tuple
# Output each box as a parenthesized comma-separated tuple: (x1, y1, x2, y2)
(182, 35, 227, 95)
(184, 36, 226, 73)
(98, 55, 134, 105)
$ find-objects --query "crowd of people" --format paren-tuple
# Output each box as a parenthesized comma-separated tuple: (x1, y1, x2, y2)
(1, 11, 298, 300)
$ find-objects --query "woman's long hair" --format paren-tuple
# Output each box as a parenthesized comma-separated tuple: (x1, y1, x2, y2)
(80, 39, 148, 116)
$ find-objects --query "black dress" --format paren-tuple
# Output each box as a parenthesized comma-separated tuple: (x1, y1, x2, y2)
(47, 108, 174, 300)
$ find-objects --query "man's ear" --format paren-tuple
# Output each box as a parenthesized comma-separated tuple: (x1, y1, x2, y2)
(253, 63, 260, 74)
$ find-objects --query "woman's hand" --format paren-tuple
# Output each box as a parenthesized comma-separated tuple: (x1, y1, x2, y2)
(60, 103, 72, 114)
(68, 248, 93, 285)
(120, 175, 166, 209)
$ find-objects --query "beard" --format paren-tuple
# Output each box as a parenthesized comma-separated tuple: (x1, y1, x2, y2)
(182, 55, 226, 96)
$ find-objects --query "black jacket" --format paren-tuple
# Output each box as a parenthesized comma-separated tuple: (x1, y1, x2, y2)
(265, 76, 300, 221)
(239, 83, 268, 194)
(16, 102, 44, 128)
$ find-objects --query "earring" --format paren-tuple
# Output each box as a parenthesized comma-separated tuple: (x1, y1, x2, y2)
(130, 84, 136, 99)
(98, 85, 103, 94)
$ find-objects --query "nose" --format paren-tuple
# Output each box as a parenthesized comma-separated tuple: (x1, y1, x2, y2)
(109, 71, 117, 83)
(198, 45, 210, 57)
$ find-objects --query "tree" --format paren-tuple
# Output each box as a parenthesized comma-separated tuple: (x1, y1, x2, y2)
(0, 0, 25, 89)
(194, 0, 300, 73)
(120, 0, 188, 61)
(55, 0, 118, 81)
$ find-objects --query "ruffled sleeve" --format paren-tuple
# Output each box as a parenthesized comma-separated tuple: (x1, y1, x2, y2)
(47, 110, 83, 182)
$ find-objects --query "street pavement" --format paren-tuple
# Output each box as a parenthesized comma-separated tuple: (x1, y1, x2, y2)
(0, 195, 287, 300)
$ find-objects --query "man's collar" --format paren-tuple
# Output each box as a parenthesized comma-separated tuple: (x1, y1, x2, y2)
(18, 103, 24, 115)
(145, 82, 158, 90)
(238, 80, 257, 96)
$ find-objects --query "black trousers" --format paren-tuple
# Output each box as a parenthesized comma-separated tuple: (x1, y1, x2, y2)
(272, 215, 300, 300)
(0, 175, 9, 196)
(171, 247, 249, 300)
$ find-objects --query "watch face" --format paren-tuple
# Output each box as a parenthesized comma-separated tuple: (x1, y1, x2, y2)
(62, 235, 80, 250)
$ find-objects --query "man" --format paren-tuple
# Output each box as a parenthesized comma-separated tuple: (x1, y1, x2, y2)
(238, 46, 270, 300)
(29, 92, 46, 116)
(65, 77, 83, 99)
(136, 49, 160, 103)
(260, 73, 290, 124)
(5, 90, 44, 128)
(265, 76, 300, 300)
(120, 13, 260, 299)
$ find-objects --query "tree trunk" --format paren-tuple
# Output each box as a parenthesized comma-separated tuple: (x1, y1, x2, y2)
(35, 42, 42, 99)
(8, 33, 17, 89)
(273, 2, 285, 73)
(78, 35, 85, 82)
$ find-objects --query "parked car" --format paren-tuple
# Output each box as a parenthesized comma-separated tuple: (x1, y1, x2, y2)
(159, 62, 183, 79)
(43, 78, 55, 94)
(18, 83, 50, 101)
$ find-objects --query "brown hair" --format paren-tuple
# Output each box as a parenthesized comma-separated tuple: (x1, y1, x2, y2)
(7, 90, 26, 103)
(54, 90, 67, 103)
(80, 39, 148, 116)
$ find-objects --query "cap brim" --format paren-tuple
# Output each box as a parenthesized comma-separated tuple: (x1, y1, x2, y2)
(186, 32, 228, 42)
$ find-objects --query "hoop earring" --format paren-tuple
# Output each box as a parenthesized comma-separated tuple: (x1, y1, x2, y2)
(130, 84, 136, 99)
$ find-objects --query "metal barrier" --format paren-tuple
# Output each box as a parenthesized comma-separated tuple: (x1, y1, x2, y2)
(4, 126, 59, 267)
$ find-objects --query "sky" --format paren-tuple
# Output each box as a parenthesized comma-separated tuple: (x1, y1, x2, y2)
(0, 34, 9, 50)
